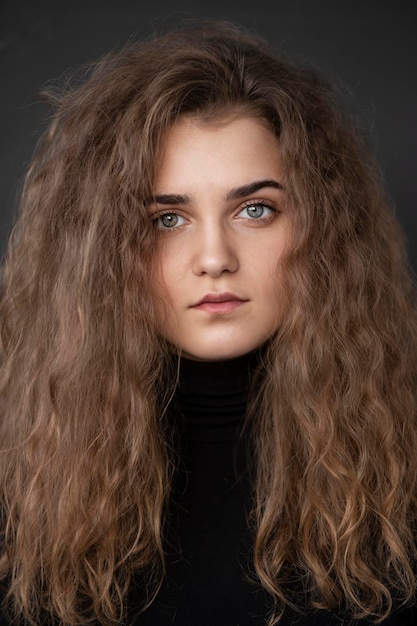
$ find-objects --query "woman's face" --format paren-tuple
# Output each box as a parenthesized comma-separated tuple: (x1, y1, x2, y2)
(149, 115, 292, 361)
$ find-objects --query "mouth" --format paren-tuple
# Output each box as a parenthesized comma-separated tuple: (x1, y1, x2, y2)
(192, 293, 248, 314)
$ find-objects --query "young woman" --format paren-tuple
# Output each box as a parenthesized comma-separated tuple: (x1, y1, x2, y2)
(1, 20, 416, 626)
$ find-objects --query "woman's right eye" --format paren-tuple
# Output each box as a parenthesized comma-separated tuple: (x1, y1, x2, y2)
(153, 213, 187, 230)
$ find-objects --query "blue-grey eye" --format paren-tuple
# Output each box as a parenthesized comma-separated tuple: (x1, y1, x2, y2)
(154, 213, 186, 229)
(238, 203, 274, 219)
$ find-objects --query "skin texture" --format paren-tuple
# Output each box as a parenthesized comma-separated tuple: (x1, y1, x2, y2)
(150, 115, 293, 361)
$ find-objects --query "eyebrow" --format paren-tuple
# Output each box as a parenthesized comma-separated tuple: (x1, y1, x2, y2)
(227, 179, 284, 200)
(147, 179, 284, 206)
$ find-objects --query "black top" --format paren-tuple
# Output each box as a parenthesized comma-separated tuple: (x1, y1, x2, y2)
(132, 352, 268, 625)
(132, 354, 416, 625)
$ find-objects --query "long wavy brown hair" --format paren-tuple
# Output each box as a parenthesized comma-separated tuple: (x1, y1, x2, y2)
(1, 20, 417, 626)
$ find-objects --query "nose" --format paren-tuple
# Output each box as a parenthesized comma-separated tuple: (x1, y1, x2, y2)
(191, 222, 239, 277)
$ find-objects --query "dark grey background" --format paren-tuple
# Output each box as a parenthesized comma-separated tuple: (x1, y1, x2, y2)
(1, 0, 416, 271)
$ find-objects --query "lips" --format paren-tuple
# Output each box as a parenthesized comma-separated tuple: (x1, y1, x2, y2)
(192, 292, 248, 313)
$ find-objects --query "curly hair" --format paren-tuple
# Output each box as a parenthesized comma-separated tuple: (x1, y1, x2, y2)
(1, 19, 417, 625)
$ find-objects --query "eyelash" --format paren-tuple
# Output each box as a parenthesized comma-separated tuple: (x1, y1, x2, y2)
(152, 211, 186, 230)
(152, 199, 278, 231)
(239, 200, 277, 222)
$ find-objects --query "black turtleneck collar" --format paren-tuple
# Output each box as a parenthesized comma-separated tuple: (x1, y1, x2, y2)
(175, 351, 260, 442)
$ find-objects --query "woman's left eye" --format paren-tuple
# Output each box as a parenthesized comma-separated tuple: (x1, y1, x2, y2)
(237, 203, 275, 220)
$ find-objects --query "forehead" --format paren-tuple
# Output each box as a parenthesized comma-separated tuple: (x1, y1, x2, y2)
(154, 115, 282, 193)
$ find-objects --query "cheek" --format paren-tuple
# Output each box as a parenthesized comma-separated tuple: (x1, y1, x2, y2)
(154, 240, 185, 299)
(158, 265, 181, 312)
(255, 247, 284, 292)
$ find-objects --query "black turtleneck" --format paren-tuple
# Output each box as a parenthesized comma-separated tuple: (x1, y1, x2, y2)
(131, 355, 416, 626)
(135, 352, 271, 625)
